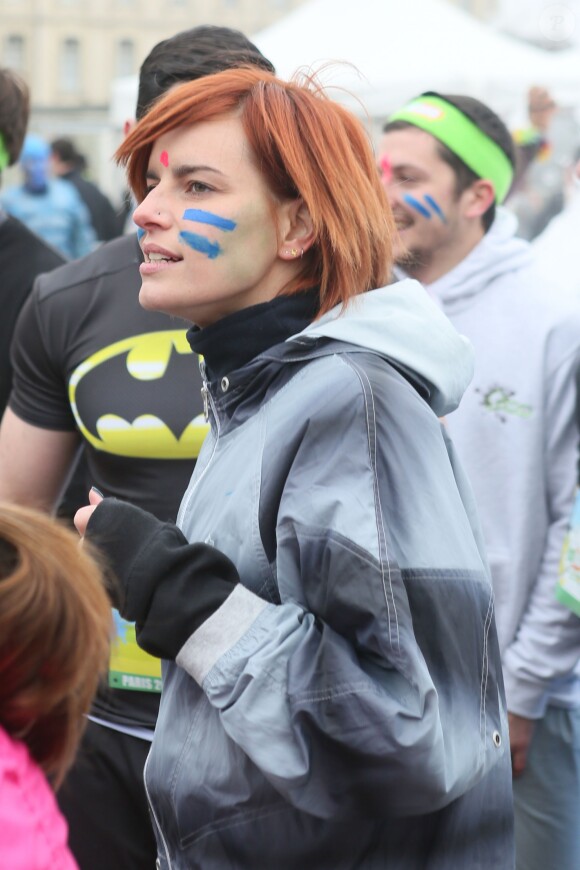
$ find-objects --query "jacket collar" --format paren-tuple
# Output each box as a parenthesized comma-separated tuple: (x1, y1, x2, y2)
(186, 288, 320, 382)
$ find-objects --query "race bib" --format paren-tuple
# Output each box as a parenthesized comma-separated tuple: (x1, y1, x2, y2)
(109, 609, 162, 693)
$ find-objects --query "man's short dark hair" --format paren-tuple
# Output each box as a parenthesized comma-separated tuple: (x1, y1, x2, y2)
(383, 93, 516, 232)
(0, 67, 30, 168)
(51, 137, 79, 165)
(136, 25, 275, 121)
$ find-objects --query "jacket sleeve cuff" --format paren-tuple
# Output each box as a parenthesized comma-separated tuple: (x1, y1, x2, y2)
(176, 584, 269, 685)
(503, 669, 550, 719)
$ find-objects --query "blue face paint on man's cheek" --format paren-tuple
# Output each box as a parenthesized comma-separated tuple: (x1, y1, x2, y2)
(403, 194, 432, 219)
(137, 228, 145, 241)
(182, 209, 236, 232)
(179, 231, 223, 259)
(403, 193, 447, 223)
(423, 195, 447, 223)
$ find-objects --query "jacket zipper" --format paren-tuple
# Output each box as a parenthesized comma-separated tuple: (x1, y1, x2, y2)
(153, 349, 318, 862)
(148, 360, 221, 866)
(176, 358, 220, 528)
(200, 357, 210, 422)
(155, 352, 316, 863)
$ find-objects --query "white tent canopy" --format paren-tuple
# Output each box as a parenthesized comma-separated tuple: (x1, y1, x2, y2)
(494, 0, 580, 50)
(252, 0, 580, 122)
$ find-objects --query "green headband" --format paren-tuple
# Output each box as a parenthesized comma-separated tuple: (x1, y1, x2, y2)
(389, 94, 513, 203)
(0, 133, 10, 172)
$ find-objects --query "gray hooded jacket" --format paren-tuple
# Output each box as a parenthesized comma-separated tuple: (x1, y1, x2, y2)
(142, 282, 513, 868)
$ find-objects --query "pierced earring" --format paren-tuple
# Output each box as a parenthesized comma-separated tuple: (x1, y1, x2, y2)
(291, 248, 299, 257)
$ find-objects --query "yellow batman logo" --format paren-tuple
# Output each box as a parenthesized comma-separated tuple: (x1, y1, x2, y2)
(69, 331, 209, 459)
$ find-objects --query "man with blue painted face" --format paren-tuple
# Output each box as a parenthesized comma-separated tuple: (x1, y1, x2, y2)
(379, 93, 580, 870)
(0, 133, 95, 259)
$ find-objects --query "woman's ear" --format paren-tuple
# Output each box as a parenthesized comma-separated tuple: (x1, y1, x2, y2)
(278, 199, 315, 260)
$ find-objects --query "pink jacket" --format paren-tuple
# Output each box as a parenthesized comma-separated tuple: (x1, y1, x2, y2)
(0, 725, 78, 869)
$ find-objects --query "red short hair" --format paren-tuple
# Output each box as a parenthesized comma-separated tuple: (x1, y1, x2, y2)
(116, 67, 395, 315)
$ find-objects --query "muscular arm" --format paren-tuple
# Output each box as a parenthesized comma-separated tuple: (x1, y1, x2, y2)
(0, 408, 79, 512)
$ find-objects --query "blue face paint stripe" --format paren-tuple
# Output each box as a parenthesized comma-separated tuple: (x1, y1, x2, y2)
(137, 228, 145, 240)
(403, 194, 432, 219)
(182, 209, 236, 232)
(179, 231, 222, 259)
(423, 194, 447, 223)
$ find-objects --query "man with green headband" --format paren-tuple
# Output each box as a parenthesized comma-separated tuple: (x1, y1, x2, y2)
(379, 93, 580, 870)
(0, 68, 64, 417)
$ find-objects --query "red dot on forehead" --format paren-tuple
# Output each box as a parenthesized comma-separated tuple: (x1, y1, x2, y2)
(160, 151, 169, 167)
(379, 155, 392, 182)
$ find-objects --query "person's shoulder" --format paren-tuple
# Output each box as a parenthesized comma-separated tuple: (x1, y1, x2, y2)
(0, 728, 75, 869)
(74, 173, 111, 203)
(52, 176, 91, 211)
(50, 177, 77, 200)
(0, 727, 47, 818)
(502, 265, 580, 369)
(34, 233, 141, 303)
(0, 184, 23, 208)
(1, 215, 65, 266)
(519, 264, 580, 326)
(485, 256, 580, 329)
(297, 347, 430, 422)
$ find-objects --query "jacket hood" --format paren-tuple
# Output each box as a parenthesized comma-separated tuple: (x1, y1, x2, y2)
(426, 208, 532, 305)
(290, 279, 474, 416)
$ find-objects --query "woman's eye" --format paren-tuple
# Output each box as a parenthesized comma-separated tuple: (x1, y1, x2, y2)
(188, 181, 211, 194)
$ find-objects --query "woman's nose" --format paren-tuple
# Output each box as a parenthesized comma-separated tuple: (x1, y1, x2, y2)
(133, 190, 171, 231)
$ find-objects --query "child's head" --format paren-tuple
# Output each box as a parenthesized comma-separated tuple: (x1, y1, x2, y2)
(0, 505, 111, 787)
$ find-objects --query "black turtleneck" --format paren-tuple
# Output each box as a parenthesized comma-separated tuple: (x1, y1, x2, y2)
(186, 289, 320, 382)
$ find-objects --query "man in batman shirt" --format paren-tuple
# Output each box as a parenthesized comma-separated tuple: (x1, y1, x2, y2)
(0, 26, 274, 870)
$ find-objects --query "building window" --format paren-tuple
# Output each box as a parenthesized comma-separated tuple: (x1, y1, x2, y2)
(4, 34, 25, 70)
(116, 39, 134, 77)
(60, 38, 81, 92)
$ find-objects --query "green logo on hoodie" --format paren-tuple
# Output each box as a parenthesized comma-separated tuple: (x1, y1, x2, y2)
(478, 386, 533, 422)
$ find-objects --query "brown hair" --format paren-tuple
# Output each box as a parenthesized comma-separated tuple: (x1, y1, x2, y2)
(0, 505, 111, 788)
(0, 68, 30, 168)
(116, 67, 395, 315)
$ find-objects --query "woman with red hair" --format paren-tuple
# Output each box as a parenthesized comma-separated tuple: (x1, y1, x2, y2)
(76, 67, 514, 868)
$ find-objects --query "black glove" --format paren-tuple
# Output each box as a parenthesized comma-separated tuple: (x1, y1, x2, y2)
(86, 498, 239, 659)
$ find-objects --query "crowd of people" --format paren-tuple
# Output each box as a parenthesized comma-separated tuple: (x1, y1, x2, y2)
(0, 21, 579, 870)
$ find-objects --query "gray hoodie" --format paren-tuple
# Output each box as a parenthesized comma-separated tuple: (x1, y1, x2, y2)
(421, 208, 580, 717)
